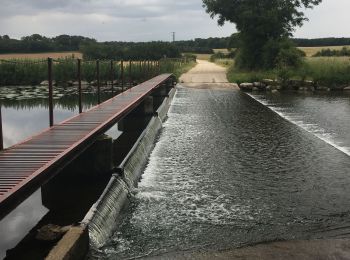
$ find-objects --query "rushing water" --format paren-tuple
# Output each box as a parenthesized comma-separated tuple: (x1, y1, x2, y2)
(93, 87, 350, 259)
(249, 91, 350, 156)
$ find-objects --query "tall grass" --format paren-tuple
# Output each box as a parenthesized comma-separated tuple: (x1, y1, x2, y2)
(0, 58, 194, 86)
(159, 58, 196, 79)
(305, 57, 350, 86)
(225, 57, 350, 87)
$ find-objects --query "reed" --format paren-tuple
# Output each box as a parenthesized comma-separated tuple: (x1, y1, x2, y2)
(0, 58, 194, 86)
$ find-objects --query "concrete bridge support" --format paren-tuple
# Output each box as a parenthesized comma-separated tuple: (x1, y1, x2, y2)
(113, 96, 155, 166)
(41, 135, 114, 211)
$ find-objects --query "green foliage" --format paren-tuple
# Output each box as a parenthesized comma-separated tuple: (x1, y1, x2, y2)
(307, 58, 350, 86)
(227, 65, 276, 85)
(293, 38, 350, 47)
(80, 42, 181, 60)
(182, 53, 197, 61)
(202, 0, 322, 70)
(175, 37, 231, 53)
(313, 47, 350, 57)
(226, 57, 350, 88)
(0, 58, 194, 86)
(210, 50, 236, 62)
(0, 34, 96, 54)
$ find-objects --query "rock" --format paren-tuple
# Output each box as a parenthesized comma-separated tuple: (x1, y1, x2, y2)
(344, 86, 350, 91)
(231, 83, 239, 89)
(271, 89, 279, 94)
(253, 82, 266, 90)
(266, 86, 272, 91)
(276, 86, 282, 90)
(262, 79, 276, 85)
(239, 83, 254, 92)
(304, 80, 314, 87)
(252, 87, 259, 91)
(36, 224, 71, 241)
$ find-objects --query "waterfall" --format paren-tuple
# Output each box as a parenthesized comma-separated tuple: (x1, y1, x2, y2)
(84, 88, 176, 250)
(157, 88, 176, 122)
(82, 175, 129, 248)
(121, 116, 163, 188)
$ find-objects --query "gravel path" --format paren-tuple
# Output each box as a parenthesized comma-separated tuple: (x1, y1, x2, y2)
(179, 60, 238, 89)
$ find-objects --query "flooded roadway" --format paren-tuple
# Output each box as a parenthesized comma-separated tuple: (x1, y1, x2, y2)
(91, 61, 350, 259)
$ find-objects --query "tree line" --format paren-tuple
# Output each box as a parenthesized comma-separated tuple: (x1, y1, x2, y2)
(0, 34, 96, 53)
(2, 34, 349, 58)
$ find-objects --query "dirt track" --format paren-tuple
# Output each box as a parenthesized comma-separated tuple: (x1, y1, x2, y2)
(179, 60, 238, 90)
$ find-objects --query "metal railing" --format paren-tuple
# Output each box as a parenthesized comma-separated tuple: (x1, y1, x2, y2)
(0, 57, 192, 150)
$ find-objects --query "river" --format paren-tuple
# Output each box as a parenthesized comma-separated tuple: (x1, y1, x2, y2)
(0, 85, 118, 148)
(91, 87, 350, 259)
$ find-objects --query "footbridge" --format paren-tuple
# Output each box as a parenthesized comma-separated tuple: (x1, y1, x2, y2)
(0, 74, 175, 219)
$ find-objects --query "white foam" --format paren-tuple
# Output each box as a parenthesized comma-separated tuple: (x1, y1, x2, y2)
(248, 94, 350, 157)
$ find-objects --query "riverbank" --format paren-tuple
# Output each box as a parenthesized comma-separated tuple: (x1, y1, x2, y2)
(212, 57, 350, 92)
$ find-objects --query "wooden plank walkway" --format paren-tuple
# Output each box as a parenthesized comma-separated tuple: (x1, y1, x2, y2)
(0, 74, 173, 217)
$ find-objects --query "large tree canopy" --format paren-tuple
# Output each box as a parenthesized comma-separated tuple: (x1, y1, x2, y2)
(203, 0, 322, 69)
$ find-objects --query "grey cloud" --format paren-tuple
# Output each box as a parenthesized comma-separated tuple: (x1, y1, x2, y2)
(0, 0, 349, 41)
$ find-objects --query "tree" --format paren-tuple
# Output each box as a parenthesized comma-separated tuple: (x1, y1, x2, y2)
(202, 0, 322, 69)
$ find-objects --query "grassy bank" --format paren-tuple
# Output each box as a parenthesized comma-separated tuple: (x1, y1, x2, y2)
(221, 57, 350, 88)
(0, 58, 194, 86)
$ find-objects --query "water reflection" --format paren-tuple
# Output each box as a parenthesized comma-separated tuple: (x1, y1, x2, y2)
(250, 91, 350, 156)
(0, 85, 116, 148)
(0, 190, 48, 260)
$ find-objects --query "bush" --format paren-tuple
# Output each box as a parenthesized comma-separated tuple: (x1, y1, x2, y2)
(313, 47, 350, 57)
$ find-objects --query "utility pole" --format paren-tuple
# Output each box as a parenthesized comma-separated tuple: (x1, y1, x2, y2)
(171, 32, 175, 42)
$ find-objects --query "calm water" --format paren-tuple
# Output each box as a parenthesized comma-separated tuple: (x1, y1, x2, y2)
(94, 87, 350, 259)
(0, 85, 117, 148)
(0, 85, 121, 259)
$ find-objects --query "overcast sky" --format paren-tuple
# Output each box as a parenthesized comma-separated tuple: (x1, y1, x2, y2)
(0, 0, 349, 42)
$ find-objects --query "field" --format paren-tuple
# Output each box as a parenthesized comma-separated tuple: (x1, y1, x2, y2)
(0, 52, 83, 60)
(211, 46, 350, 58)
(213, 49, 231, 54)
(299, 46, 350, 57)
(191, 53, 212, 61)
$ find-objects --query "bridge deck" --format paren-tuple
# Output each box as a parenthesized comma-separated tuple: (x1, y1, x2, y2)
(0, 74, 173, 217)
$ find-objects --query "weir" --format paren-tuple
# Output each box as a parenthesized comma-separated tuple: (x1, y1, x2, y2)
(84, 88, 176, 249)
(0, 75, 176, 259)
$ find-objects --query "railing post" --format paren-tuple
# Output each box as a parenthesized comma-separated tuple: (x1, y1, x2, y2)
(147, 61, 150, 79)
(77, 59, 83, 114)
(121, 60, 124, 92)
(110, 60, 114, 95)
(96, 60, 101, 104)
(129, 60, 132, 88)
(48, 58, 54, 127)
(0, 105, 3, 151)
